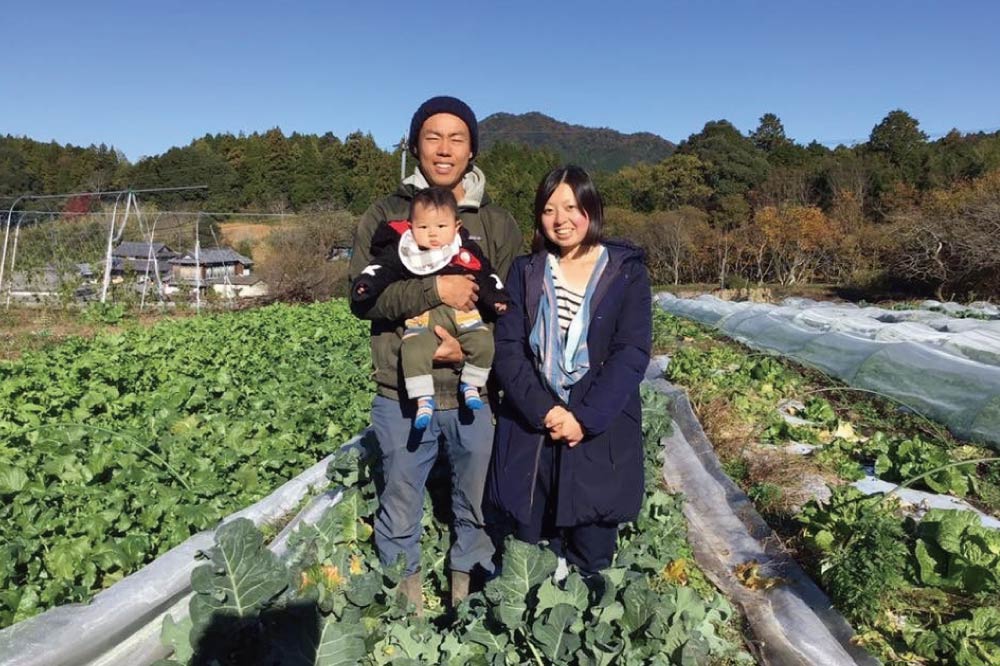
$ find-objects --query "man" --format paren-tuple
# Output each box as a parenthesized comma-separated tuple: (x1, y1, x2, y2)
(348, 96, 522, 613)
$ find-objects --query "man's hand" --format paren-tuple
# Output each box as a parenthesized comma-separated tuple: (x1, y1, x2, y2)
(431, 325, 464, 364)
(437, 274, 479, 311)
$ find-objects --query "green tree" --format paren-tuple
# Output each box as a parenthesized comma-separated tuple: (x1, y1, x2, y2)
(867, 110, 928, 185)
(750, 113, 789, 153)
(677, 120, 770, 200)
(337, 132, 396, 215)
(477, 142, 560, 240)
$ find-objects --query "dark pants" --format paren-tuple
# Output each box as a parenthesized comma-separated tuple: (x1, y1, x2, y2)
(513, 439, 618, 575)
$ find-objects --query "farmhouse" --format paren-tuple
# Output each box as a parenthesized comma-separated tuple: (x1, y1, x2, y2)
(169, 247, 253, 283)
(109, 241, 178, 279)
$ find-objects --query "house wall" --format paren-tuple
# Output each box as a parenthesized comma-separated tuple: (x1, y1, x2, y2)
(212, 282, 268, 298)
(173, 265, 203, 281)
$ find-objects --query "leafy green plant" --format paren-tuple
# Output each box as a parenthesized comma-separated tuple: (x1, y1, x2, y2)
(80, 301, 129, 325)
(747, 482, 783, 512)
(0, 300, 374, 627)
(913, 509, 1000, 595)
(158, 392, 754, 665)
(797, 486, 909, 623)
(908, 606, 1000, 666)
(875, 435, 976, 497)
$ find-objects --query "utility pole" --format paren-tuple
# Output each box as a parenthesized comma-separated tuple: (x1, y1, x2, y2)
(398, 134, 408, 181)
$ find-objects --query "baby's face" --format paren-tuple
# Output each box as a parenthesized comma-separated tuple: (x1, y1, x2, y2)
(411, 203, 459, 250)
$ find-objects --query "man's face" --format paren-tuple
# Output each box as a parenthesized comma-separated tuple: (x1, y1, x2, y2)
(411, 202, 460, 250)
(417, 113, 472, 190)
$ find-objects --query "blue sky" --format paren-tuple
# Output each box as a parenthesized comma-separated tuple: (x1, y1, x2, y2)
(3, 0, 999, 161)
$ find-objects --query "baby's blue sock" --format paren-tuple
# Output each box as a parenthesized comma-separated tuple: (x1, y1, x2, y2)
(461, 383, 483, 410)
(414, 396, 435, 430)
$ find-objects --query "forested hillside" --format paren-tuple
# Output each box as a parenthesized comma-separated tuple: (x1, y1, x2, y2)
(3, 109, 1000, 297)
(479, 111, 676, 172)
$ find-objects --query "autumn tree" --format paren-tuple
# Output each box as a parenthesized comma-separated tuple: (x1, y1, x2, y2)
(753, 205, 842, 284)
(890, 169, 1000, 297)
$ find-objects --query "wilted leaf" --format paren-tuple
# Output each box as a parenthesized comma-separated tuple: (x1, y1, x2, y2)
(733, 559, 783, 591)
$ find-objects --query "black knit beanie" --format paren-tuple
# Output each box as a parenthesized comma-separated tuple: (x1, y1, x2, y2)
(408, 96, 479, 159)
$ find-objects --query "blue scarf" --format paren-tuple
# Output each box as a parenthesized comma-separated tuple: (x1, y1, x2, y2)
(529, 247, 608, 402)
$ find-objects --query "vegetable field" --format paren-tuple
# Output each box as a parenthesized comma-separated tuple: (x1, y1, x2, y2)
(155, 388, 753, 666)
(0, 301, 374, 628)
(653, 309, 1000, 666)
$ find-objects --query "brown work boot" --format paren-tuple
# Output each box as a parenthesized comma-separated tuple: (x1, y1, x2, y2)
(451, 570, 470, 608)
(398, 571, 423, 617)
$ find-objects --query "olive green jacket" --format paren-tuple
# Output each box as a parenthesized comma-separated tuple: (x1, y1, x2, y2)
(348, 167, 523, 408)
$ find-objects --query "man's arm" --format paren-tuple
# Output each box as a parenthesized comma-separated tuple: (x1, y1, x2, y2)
(348, 202, 441, 322)
(490, 211, 524, 288)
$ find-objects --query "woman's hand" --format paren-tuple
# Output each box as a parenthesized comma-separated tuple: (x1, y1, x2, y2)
(544, 405, 569, 430)
(544, 406, 585, 447)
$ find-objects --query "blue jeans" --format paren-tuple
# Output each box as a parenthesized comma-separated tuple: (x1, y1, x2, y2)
(370, 395, 495, 576)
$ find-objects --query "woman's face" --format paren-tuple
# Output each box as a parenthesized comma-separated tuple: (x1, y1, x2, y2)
(540, 183, 589, 256)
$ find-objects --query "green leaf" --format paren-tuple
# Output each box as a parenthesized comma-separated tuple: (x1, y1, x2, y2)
(464, 618, 510, 652)
(312, 615, 368, 666)
(0, 468, 28, 495)
(189, 518, 289, 633)
(532, 603, 582, 663)
(484, 538, 556, 629)
(535, 571, 589, 613)
(596, 601, 625, 625)
(621, 578, 657, 634)
(45, 537, 91, 581)
(160, 613, 194, 664)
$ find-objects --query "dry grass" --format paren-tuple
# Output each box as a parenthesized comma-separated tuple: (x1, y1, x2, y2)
(694, 395, 838, 518)
(0, 306, 194, 361)
(698, 396, 756, 460)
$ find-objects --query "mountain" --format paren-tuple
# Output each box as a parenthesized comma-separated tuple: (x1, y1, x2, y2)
(479, 112, 675, 172)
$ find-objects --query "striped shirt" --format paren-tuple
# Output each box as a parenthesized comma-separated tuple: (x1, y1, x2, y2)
(551, 269, 584, 337)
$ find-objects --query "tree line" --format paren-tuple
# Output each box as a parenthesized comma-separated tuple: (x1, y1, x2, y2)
(3, 109, 1000, 298)
(596, 111, 1000, 298)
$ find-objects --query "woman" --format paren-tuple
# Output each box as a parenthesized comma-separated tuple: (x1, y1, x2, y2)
(488, 165, 652, 576)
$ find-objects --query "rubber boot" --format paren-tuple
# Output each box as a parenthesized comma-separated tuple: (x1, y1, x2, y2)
(398, 571, 423, 617)
(451, 570, 470, 608)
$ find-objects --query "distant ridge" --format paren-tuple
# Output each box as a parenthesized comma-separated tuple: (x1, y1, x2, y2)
(479, 111, 675, 172)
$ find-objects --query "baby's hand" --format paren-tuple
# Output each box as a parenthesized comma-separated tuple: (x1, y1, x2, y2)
(494, 302, 508, 314)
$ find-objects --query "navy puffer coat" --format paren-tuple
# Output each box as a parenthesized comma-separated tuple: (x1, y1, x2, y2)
(487, 240, 652, 527)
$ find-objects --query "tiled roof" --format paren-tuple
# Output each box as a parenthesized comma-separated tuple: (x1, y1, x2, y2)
(169, 248, 253, 266)
(112, 241, 176, 258)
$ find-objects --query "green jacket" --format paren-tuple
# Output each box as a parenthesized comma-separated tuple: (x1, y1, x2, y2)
(348, 167, 523, 408)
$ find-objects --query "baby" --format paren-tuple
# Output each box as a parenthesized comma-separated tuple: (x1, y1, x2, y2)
(352, 187, 508, 429)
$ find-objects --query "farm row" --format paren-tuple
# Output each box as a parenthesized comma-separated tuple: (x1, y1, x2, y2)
(652, 309, 1000, 666)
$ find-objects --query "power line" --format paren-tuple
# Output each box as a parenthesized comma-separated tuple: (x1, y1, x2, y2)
(0, 185, 207, 202)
